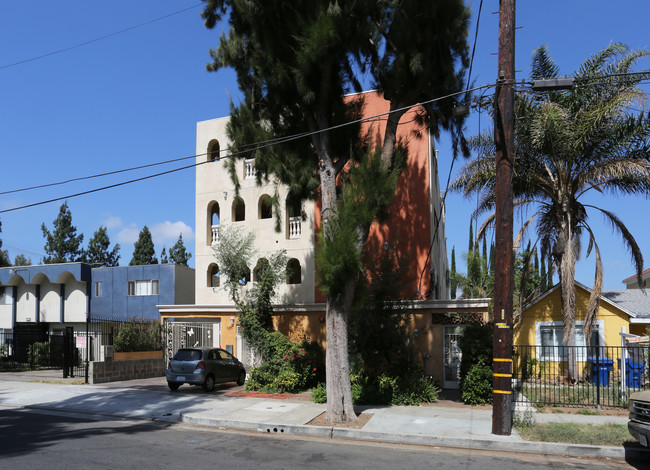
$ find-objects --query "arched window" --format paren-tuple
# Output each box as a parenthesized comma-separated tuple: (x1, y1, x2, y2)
(232, 197, 245, 222)
(238, 266, 251, 285)
(286, 258, 301, 284)
(258, 195, 273, 219)
(208, 264, 220, 287)
(207, 139, 220, 161)
(253, 258, 270, 282)
(207, 201, 220, 245)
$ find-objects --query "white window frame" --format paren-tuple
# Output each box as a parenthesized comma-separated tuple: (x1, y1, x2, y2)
(535, 320, 605, 362)
(127, 279, 160, 296)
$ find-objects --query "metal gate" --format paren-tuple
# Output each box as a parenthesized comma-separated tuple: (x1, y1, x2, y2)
(164, 320, 221, 363)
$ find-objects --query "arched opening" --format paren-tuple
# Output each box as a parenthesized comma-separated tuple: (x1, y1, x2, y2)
(258, 195, 273, 219)
(232, 197, 245, 222)
(238, 266, 251, 285)
(207, 201, 220, 245)
(253, 258, 270, 282)
(208, 264, 220, 287)
(286, 258, 301, 284)
(207, 139, 220, 161)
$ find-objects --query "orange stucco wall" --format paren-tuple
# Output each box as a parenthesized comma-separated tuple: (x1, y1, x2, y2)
(313, 91, 433, 302)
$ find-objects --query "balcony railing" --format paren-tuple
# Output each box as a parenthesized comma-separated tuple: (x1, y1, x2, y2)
(289, 216, 301, 239)
(211, 225, 220, 245)
(244, 159, 255, 179)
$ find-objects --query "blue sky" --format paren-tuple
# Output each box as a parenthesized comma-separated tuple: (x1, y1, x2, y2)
(0, 1, 648, 290)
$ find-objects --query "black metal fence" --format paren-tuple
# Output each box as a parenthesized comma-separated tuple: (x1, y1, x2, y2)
(513, 344, 649, 408)
(0, 316, 141, 381)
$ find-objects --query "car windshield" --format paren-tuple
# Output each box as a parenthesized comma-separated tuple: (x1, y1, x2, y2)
(173, 349, 202, 361)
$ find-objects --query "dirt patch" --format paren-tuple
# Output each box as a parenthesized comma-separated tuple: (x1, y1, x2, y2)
(307, 411, 373, 429)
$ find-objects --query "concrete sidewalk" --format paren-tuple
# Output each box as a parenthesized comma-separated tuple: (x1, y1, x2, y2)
(0, 372, 645, 461)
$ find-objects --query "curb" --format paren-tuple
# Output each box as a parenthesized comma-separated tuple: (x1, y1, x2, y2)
(180, 413, 649, 460)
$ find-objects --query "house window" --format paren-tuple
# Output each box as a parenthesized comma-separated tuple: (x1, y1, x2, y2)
(0, 287, 12, 305)
(536, 321, 603, 361)
(95, 282, 103, 297)
(127, 280, 159, 296)
(286, 258, 301, 284)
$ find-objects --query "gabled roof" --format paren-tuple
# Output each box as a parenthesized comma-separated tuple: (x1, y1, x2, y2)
(601, 289, 650, 319)
(522, 281, 642, 319)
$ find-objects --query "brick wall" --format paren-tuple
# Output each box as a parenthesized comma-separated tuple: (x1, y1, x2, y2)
(89, 357, 165, 384)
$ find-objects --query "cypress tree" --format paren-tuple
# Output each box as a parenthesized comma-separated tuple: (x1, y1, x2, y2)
(85, 226, 120, 267)
(450, 246, 457, 299)
(41, 202, 84, 263)
(130, 226, 157, 266)
(169, 233, 192, 267)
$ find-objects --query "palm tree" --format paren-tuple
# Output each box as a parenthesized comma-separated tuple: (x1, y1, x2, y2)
(452, 43, 650, 382)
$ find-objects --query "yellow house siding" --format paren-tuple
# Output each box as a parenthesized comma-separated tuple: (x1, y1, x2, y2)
(516, 285, 631, 347)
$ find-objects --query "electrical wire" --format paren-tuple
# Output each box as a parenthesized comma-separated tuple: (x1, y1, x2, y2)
(0, 4, 203, 71)
(0, 83, 495, 212)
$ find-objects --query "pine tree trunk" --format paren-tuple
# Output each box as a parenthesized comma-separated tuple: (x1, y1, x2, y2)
(325, 280, 357, 423)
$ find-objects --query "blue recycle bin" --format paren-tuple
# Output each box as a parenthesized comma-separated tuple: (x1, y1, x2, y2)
(588, 357, 613, 387)
(625, 359, 644, 389)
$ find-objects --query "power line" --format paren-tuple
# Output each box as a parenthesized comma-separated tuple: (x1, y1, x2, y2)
(0, 84, 495, 211)
(0, 4, 203, 71)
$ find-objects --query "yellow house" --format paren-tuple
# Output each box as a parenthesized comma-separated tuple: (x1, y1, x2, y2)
(515, 282, 649, 381)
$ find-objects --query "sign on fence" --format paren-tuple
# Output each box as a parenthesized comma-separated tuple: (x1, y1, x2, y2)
(75, 336, 86, 348)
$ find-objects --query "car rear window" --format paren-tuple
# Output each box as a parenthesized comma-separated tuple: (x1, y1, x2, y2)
(173, 349, 202, 361)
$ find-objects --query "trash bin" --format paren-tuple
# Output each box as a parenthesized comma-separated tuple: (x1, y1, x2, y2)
(588, 357, 613, 387)
(625, 359, 644, 389)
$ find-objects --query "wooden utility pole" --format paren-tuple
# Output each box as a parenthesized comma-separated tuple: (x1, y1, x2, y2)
(492, 0, 515, 436)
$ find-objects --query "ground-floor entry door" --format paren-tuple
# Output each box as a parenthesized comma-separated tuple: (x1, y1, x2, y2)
(165, 320, 221, 363)
(443, 325, 465, 389)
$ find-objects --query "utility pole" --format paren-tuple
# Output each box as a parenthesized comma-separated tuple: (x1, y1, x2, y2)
(492, 0, 515, 436)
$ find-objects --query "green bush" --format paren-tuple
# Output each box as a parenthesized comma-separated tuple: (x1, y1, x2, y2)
(461, 357, 493, 404)
(113, 318, 163, 352)
(245, 336, 324, 393)
(28, 341, 50, 367)
(312, 369, 439, 406)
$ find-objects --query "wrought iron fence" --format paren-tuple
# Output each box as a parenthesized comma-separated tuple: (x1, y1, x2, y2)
(513, 344, 649, 408)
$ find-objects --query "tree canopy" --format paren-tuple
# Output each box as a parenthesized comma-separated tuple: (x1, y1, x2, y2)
(452, 43, 650, 382)
(169, 233, 192, 266)
(0, 221, 10, 267)
(129, 226, 158, 266)
(85, 226, 120, 267)
(41, 202, 84, 264)
(202, 0, 470, 422)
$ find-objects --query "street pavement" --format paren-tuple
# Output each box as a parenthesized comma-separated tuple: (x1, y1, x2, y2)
(0, 370, 646, 462)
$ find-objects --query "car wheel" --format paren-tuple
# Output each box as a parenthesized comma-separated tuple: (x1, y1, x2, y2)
(203, 375, 215, 392)
(237, 370, 246, 386)
(168, 381, 180, 391)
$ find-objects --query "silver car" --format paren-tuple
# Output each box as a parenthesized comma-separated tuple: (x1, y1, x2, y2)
(629, 390, 650, 447)
(166, 347, 246, 392)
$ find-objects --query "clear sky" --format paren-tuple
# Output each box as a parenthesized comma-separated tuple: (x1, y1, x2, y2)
(1, 1, 648, 290)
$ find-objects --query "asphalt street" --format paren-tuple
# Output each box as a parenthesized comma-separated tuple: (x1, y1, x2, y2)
(0, 409, 633, 470)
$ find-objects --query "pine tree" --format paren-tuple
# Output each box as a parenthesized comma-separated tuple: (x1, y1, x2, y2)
(41, 202, 84, 264)
(450, 247, 457, 299)
(169, 233, 192, 266)
(201, 0, 470, 423)
(13, 254, 32, 266)
(160, 247, 168, 264)
(130, 226, 158, 265)
(85, 226, 120, 267)
(540, 255, 548, 293)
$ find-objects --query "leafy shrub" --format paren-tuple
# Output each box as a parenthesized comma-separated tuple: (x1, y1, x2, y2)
(460, 357, 493, 404)
(113, 318, 162, 352)
(28, 341, 50, 367)
(245, 336, 324, 393)
(312, 369, 439, 406)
